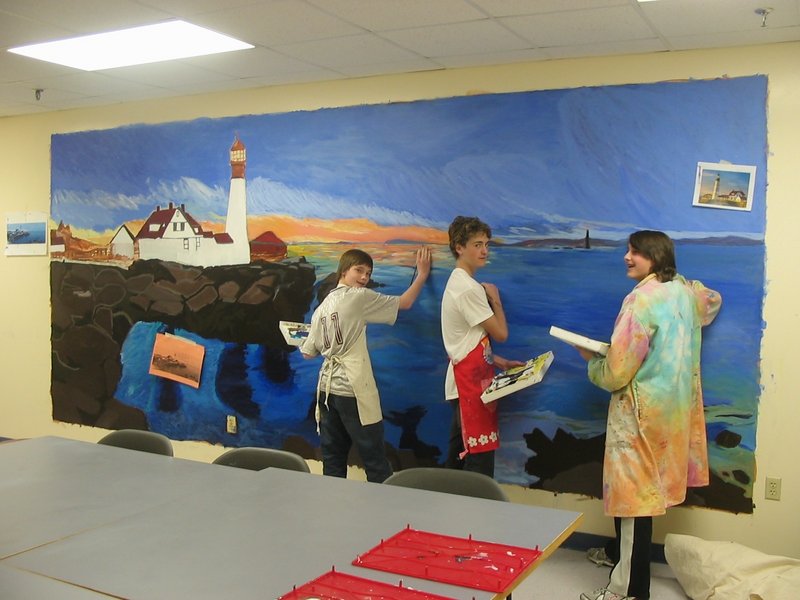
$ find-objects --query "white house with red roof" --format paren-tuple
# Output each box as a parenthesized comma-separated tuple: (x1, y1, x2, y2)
(134, 138, 251, 267)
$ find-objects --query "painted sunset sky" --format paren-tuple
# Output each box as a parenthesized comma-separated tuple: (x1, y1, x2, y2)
(51, 76, 766, 246)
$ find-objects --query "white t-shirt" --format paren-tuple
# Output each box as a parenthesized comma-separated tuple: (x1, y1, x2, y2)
(440, 268, 494, 400)
(301, 284, 399, 425)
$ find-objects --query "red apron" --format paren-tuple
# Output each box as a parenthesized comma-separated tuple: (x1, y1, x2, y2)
(453, 336, 499, 457)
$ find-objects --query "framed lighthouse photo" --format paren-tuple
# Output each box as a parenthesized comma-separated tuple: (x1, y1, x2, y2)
(692, 161, 756, 212)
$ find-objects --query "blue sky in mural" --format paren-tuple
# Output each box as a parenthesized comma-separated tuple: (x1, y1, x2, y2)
(52, 76, 766, 242)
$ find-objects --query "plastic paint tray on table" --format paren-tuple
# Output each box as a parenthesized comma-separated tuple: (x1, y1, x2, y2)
(278, 568, 456, 600)
(352, 526, 542, 593)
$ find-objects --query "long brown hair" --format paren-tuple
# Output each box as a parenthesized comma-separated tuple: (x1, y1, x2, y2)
(629, 230, 676, 282)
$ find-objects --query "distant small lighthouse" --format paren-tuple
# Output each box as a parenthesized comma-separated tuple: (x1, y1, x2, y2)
(225, 137, 250, 264)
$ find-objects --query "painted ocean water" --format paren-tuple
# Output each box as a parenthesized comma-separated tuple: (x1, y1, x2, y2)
(115, 242, 762, 490)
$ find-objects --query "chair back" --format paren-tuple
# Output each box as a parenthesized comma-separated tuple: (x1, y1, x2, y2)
(97, 429, 174, 457)
(213, 447, 310, 473)
(384, 467, 508, 501)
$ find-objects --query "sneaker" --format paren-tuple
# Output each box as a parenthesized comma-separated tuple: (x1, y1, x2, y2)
(579, 588, 636, 600)
(587, 546, 614, 567)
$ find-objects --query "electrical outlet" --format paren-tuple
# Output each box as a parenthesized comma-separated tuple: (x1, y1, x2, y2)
(226, 415, 238, 434)
(765, 476, 781, 501)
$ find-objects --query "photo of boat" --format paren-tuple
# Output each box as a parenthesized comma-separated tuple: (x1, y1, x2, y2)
(7, 227, 30, 243)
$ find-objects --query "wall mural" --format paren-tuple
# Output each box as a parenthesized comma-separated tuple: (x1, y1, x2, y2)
(50, 75, 766, 513)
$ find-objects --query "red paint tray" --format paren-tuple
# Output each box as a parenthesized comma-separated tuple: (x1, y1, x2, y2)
(352, 527, 542, 593)
(279, 568, 455, 600)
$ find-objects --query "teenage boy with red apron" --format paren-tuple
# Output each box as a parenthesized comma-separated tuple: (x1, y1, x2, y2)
(441, 216, 523, 477)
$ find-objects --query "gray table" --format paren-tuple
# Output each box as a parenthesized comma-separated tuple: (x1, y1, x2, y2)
(1, 436, 582, 599)
(0, 564, 111, 598)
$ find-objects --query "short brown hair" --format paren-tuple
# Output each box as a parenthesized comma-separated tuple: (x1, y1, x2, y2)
(629, 230, 676, 282)
(448, 216, 491, 258)
(336, 248, 373, 281)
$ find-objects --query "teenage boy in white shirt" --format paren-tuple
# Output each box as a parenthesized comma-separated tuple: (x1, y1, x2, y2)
(441, 216, 522, 477)
(302, 247, 431, 482)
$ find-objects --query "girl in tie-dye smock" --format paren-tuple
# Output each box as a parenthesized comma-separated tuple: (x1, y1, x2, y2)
(577, 231, 722, 600)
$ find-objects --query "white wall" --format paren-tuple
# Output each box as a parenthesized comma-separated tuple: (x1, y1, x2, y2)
(1, 42, 798, 557)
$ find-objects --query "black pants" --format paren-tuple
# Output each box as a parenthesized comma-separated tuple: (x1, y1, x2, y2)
(608, 516, 652, 600)
(318, 392, 392, 483)
(444, 399, 495, 477)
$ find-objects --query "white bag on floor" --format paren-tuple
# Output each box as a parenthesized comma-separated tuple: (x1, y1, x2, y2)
(664, 533, 800, 600)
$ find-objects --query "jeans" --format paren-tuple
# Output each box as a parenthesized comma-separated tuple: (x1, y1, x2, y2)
(444, 398, 495, 477)
(318, 392, 393, 483)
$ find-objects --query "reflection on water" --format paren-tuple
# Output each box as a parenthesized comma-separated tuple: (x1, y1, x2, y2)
(115, 242, 762, 493)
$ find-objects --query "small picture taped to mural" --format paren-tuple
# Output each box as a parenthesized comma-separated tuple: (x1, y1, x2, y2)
(149, 333, 205, 388)
(692, 162, 756, 212)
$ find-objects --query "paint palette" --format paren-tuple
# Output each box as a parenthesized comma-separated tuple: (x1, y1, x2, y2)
(279, 569, 455, 600)
(353, 526, 542, 593)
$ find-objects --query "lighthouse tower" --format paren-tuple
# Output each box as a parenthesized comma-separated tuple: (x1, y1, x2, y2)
(225, 137, 251, 264)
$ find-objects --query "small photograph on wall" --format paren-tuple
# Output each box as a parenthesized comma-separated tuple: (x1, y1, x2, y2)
(5, 212, 48, 256)
(692, 162, 756, 212)
(149, 333, 205, 389)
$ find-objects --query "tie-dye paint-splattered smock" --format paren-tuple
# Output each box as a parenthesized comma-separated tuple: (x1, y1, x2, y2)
(588, 273, 722, 518)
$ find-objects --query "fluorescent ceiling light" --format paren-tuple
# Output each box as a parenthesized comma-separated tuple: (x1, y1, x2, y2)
(8, 20, 253, 71)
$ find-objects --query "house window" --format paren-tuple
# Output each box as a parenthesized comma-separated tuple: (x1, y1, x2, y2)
(173, 222, 185, 232)
(195, 238, 201, 249)
(183, 239, 189, 250)
(149, 224, 160, 232)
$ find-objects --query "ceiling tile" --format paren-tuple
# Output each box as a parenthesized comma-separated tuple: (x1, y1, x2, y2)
(501, 5, 655, 47)
(381, 20, 531, 57)
(136, 0, 258, 17)
(543, 38, 667, 60)
(640, 0, 800, 37)
(0, 0, 172, 35)
(102, 61, 239, 87)
(181, 47, 323, 79)
(470, 0, 628, 18)
(435, 47, 550, 68)
(334, 58, 443, 78)
(186, 1, 363, 47)
(307, 0, 486, 30)
(667, 26, 800, 51)
(0, 52, 75, 85)
(275, 33, 423, 68)
(0, 8, 75, 47)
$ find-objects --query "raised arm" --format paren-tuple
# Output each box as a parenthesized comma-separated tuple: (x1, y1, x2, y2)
(398, 247, 432, 310)
(681, 275, 722, 326)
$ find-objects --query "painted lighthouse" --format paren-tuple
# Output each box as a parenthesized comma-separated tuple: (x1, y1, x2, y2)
(224, 137, 251, 265)
(135, 137, 251, 267)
